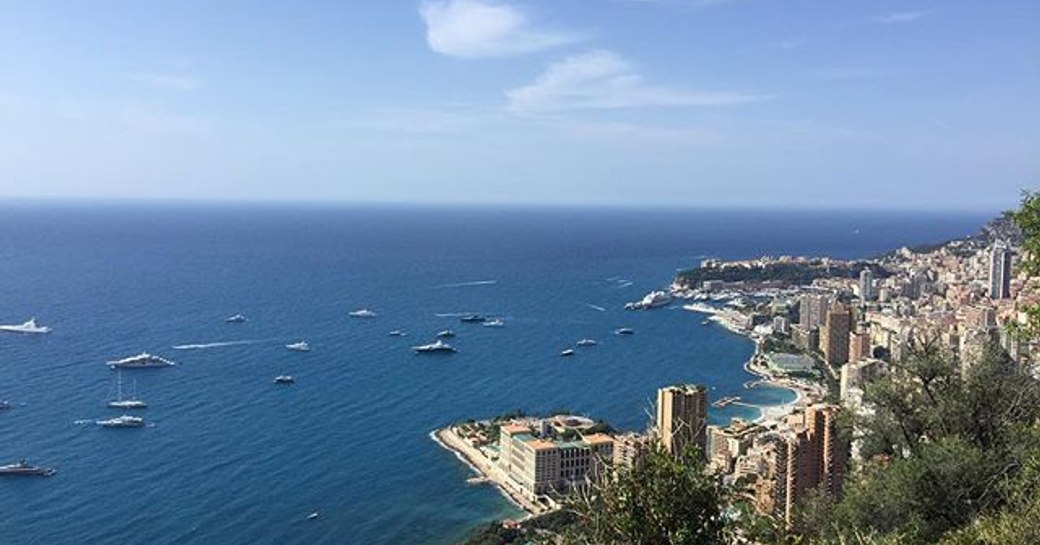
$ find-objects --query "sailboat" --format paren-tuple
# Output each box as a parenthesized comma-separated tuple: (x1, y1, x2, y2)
(107, 370, 147, 409)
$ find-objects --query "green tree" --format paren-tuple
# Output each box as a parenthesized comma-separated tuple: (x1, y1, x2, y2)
(558, 445, 727, 545)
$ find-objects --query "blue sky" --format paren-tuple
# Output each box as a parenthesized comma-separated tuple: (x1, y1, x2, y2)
(0, 0, 1036, 210)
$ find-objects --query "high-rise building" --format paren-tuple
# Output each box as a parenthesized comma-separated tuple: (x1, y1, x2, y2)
(656, 384, 708, 457)
(858, 269, 874, 301)
(821, 306, 852, 366)
(798, 294, 832, 330)
(989, 244, 1012, 299)
(848, 330, 871, 362)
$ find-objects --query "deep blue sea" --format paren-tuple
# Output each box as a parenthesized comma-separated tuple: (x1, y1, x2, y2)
(0, 203, 988, 545)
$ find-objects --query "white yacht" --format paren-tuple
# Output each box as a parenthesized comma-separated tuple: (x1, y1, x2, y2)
(225, 314, 247, 323)
(624, 291, 674, 310)
(273, 375, 295, 384)
(576, 338, 598, 347)
(349, 309, 378, 318)
(286, 341, 311, 352)
(435, 329, 456, 338)
(614, 327, 635, 335)
(412, 340, 457, 353)
(483, 318, 505, 328)
(388, 330, 407, 337)
(559, 349, 575, 357)
(107, 353, 176, 369)
(96, 415, 145, 428)
(0, 400, 10, 410)
(0, 460, 56, 477)
(0, 317, 52, 334)
(107, 371, 147, 409)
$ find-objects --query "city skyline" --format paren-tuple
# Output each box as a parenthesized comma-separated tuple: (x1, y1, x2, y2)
(0, 1, 1036, 210)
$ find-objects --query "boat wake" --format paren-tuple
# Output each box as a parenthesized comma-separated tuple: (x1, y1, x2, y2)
(583, 302, 607, 312)
(172, 340, 259, 350)
(615, 281, 634, 289)
(435, 280, 498, 289)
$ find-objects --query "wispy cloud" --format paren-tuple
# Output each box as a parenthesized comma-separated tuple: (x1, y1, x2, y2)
(419, 0, 578, 59)
(506, 50, 768, 112)
(129, 73, 204, 91)
(875, 11, 926, 24)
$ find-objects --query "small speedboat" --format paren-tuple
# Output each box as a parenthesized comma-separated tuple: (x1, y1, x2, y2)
(0, 317, 52, 334)
(483, 318, 505, 328)
(388, 330, 407, 337)
(614, 328, 635, 336)
(286, 341, 311, 352)
(107, 353, 176, 369)
(349, 309, 378, 318)
(307, 512, 319, 520)
(701, 320, 711, 326)
(435, 329, 456, 338)
(274, 375, 295, 384)
(413, 340, 457, 353)
(96, 415, 145, 428)
(225, 314, 247, 323)
(559, 349, 575, 357)
(576, 338, 598, 347)
(459, 315, 487, 323)
(0, 460, 56, 477)
(0, 400, 10, 411)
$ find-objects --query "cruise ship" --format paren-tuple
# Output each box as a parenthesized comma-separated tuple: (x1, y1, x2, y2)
(412, 340, 457, 353)
(0, 460, 56, 477)
(225, 314, 247, 323)
(106, 353, 176, 369)
(286, 341, 311, 352)
(349, 309, 378, 318)
(0, 317, 52, 334)
(96, 415, 145, 428)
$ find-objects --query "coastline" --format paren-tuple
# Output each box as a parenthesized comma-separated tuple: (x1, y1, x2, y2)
(682, 303, 813, 423)
(431, 427, 549, 518)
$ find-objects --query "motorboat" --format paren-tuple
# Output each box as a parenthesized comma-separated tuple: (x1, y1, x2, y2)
(107, 353, 176, 369)
(483, 318, 504, 328)
(0, 400, 10, 410)
(559, 349, 575, 357)
(435, 329, 456, 338)
(349, 309, 378, 318)
(286, 341, 311, 352)
(225, 314, 247, 323)
(576, 339, 598, 347)
(459, 315, 487, 323)
(0, 317, 52, 334)
(388, 330, 407, 337)
(614, 328, 635, 335)
(96, 415, 145, 428)
(274, 375, 295, 384)
(0, 460, 56, 477)
(412, 340, 457, 353)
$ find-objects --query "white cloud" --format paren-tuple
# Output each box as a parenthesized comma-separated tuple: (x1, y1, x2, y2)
(419, 0, 577, 59)
(875, 11, 926, 24)
(506, 50, 768, 112)
(129, 73, 204, 91)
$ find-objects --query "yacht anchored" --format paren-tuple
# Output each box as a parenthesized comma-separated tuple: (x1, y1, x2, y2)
(286, 341, 311, 352)
(435, 329, 456, 338)
(412, 340, 457, 353)
(559, 349, 575, 357)
(0, 317, 52, 334)
(0, 460, 56, 477)
(107, 371, 147, 409)
(225, 314, 247, 323)
(624, 290, 674, 310)
(273, 375, 295, 384)
(614, 328, 635, 335)
(96, 415, 145, 428)
(576, 338, 598, 347)
(349, 309, 378, 318)
(459, 315, 487, 323)
(107, 353, 176, 369)
(483, 318, 504, 328)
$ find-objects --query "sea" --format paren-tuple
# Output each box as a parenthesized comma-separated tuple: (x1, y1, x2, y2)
(0, 203, 989, 545)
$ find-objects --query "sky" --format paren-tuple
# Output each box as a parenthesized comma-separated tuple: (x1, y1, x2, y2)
(0, 0, 1037, 210)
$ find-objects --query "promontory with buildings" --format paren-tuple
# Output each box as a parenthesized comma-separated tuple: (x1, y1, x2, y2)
(436, 214, 1033, 532)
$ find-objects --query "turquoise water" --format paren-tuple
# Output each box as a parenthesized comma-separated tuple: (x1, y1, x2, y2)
(0, 204, 987, 545)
